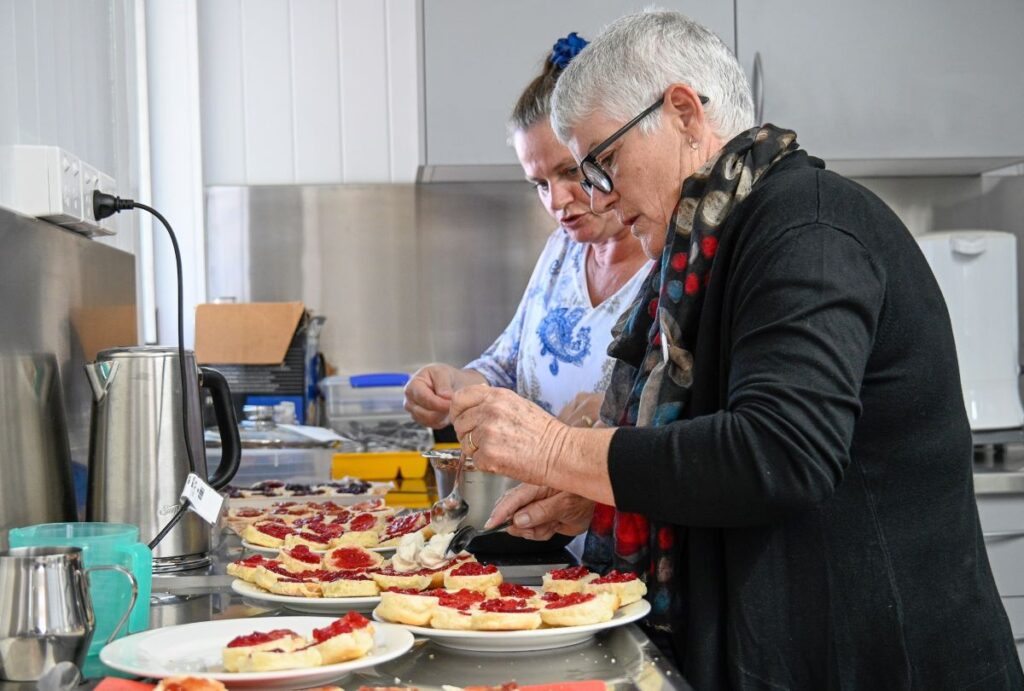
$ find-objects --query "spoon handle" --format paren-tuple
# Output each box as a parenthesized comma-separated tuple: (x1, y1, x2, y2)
(478, 519, 513, 536)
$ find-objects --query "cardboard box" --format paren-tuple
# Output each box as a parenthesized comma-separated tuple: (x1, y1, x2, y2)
(194, 302, 323, 424)
(195, 301, 306, 365)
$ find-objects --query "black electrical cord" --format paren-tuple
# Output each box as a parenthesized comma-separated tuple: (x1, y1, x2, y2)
(94, 192, 196, 550)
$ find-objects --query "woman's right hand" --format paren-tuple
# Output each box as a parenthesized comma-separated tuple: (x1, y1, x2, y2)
(486, 483, 595, 541)
(404, 364, 460, 428)
(405, 364, 488, 428)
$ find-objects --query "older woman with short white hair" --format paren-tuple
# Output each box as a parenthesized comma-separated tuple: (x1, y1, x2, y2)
(450, 10, 1022, 689)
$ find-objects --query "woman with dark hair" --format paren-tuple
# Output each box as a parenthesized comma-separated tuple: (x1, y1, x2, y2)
(405, 34, 651, 541)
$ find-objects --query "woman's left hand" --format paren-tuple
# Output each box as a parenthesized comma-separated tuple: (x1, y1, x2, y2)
(450, 385, 568, 487)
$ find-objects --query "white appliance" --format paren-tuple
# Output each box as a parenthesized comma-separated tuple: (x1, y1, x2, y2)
(917, 230, 1024, 432)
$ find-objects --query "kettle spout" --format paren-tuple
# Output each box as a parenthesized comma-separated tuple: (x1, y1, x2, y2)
(84, 360, 118, 401)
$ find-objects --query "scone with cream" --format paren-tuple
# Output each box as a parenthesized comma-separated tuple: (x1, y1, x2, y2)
(429, 589, 486, 630)
(236, 645, 322, 672)
(444, 562, 502, 592)
(322, 545, 384, 573)
(539, 591, 618, 627)
(242, 521, 293, 549)
(311, 612, 376, 664)
(329, 513, 382, 548)
(541, 566, 597, 595)
(283, 529, 332, 551)
(278, 544, 324, 573)
(583, 569, 647, 607)
(226, 554, 269, 582)
(222, 628, 307, 672)
(470, 598, 541, 631)
(376, 588, 442, 626)
(320, 570, 380, 598)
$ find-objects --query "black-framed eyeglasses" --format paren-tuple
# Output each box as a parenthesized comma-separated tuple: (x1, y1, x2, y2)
(580, 93, 709, 197)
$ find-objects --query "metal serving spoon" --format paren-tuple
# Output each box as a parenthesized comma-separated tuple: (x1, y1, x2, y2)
(445, 519, 513, 557)
(429, 450, 470, 533)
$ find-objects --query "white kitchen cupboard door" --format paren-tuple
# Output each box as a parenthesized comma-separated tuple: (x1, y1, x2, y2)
(736, 0, 1024, 176)
(421, 1, 734, 178)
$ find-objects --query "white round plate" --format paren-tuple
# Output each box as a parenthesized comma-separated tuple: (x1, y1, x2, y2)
(100, 615, 414, 689)
(373, 598, 651, 652)
(226, 484, 393, 510)
(232, 579, 381, 613)
(240, 540, 397, 558)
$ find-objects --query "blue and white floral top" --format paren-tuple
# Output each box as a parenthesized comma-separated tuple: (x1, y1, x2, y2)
(466, 228, 653, 416)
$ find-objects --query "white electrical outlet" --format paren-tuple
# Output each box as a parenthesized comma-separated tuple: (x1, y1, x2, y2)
(97, 172, 118, 236)
(68, 162, 117, 237)
(0, 145, 83, 225)
(0, 145, 117, 236)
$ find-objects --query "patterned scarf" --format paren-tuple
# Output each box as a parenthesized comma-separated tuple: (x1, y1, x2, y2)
(582, 125, 800, 630)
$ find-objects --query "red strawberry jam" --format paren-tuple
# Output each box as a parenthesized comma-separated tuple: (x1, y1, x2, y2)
(329, 548, 377, 571)
(289, 531, 331, 548)
(438, 589, 486, 611)
(540, 591, 563, 603)
(375, 565, 435, 577)
(544, 592, 596, 609)
(479, 598, 537, 613)
(285, 545, 322, 565)
(234, 554, 266, 567)
(348, 513, 377, 532)
(234, 508, 263, 518)
(496, 583, 536, 599)
(320, 570, 370, 583)
(592, 570, 638, 584)
(383, 512, 427, 539)
(549, 566, 591, 581)
(350, 498, 384, 511)
(450, 562, 498, 577)
(227, 628, 298, 648)
(312, 612, 370, 642)
(385, 587, 441, 596)
(255, 523, 293, 540)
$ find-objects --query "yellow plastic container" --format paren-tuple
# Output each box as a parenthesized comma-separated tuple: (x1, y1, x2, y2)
(332, 450, 429, 480)
(395, 477, 429, 493)
(385, 492, 433, 509)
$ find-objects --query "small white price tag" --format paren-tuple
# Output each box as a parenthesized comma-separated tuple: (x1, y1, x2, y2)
(180, 473, 224, 525)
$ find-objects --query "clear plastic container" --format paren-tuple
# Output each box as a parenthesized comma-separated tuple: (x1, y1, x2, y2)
(206, 405, 337, 485)
(321, 373, 433, 452)
(321, 373, 410, 417)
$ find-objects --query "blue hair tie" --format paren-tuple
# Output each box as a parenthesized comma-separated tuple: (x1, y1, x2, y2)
(550, 32, 588, 69)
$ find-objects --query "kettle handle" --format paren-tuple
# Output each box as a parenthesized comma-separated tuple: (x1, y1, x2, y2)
(200, 367, 241, 490)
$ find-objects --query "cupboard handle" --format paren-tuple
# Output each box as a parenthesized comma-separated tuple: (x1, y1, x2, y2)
(752, 52, 765, 125)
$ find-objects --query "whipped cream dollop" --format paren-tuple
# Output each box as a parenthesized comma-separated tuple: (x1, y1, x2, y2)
(391, 531, 455, 573)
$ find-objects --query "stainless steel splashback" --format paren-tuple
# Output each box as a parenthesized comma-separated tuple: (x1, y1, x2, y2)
(0, 208, 137, 546)
(205, 183, 552, 372)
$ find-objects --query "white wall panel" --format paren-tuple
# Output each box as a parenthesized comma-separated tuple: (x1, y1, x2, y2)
(338, 1, 391, 182)
(13, 2, 39, 145)
(34, 0, 59, 147)
(290, 0, 342, 183)
(0, 1, 17, 147)
(385, 0, 421, 183)
(198, 0, 246, 185)
(241, 0, 295, 183)
(53, 2, 75, 154)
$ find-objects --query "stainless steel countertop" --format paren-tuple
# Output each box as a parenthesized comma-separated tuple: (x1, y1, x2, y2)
(59, 534, 689, 690)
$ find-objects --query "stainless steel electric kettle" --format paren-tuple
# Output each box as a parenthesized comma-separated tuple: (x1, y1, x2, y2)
(85, 346, 241, 571)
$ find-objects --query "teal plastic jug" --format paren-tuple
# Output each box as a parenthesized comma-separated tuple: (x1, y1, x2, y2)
(8, 522, 151, 654)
